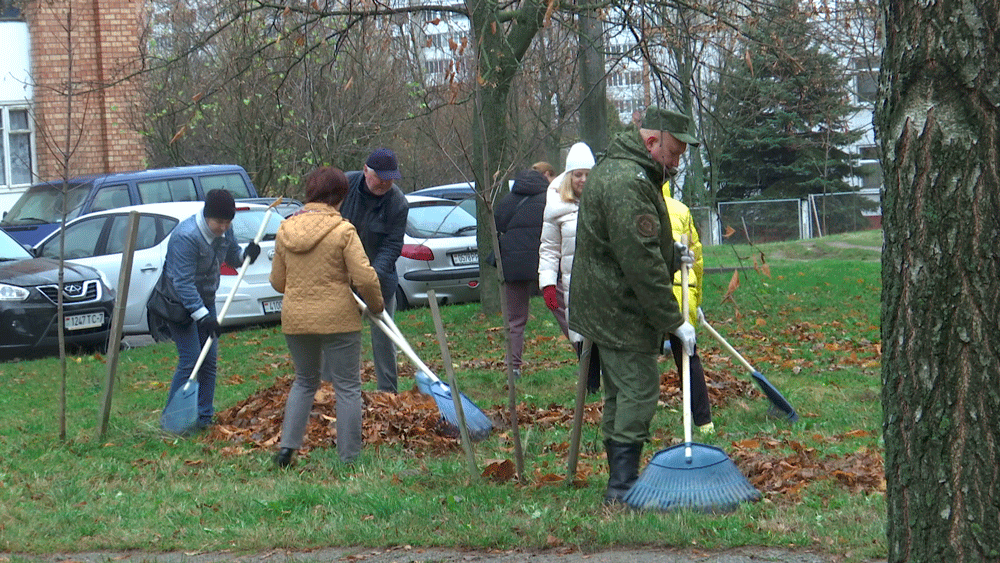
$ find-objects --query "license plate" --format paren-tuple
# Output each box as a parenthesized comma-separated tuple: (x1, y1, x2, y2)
(65, 312, 104, 331)
(451, 252, 478, 266)
(263, 299, 282, 313)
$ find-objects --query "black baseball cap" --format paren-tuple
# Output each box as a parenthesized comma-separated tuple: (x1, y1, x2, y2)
(365, 148, 402, 181)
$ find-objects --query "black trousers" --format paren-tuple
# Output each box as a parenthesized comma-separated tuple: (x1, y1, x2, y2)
(668, 334, 713, 426)
(574, 341, 602, 393)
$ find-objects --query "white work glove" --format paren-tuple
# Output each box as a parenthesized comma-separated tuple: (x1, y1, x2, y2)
(671, 321, 696, 356)
(673, 241, 695, 270)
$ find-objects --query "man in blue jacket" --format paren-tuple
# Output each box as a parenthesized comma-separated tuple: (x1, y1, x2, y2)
(161, 189, 260, 432)
(342, 148, 409, 393)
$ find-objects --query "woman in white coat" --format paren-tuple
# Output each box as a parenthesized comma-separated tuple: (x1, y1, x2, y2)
(537, 142, 601, 392)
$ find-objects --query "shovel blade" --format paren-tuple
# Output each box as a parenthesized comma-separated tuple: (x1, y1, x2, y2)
(161, 380, 199, 435)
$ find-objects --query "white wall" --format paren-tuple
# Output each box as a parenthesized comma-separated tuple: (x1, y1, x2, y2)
(0, 21, 32, 215)
(0, 21, 31, 103)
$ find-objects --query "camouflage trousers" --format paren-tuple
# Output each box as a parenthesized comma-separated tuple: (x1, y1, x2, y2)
(599, 347, 660, 444)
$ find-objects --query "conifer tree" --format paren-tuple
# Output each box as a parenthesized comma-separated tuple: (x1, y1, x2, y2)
(709, 0, 862, 201)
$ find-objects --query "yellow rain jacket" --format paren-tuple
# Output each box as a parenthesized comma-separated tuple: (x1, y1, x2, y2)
(662, 183, 703, 325)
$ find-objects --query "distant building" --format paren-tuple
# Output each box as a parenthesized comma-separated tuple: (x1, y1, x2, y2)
(0, 0, 146, 214)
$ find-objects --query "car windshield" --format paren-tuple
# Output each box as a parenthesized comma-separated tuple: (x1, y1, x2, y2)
(0, 181, 94, 226)
(0, 228, 32, 261)
(231, 208, 284, 243)
(406, 202, 477, 239)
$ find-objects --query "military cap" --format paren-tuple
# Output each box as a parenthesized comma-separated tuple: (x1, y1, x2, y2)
(641, 107, 700, 147)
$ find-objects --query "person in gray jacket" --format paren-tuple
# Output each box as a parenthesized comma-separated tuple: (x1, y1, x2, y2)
(161, 189, 259, 432)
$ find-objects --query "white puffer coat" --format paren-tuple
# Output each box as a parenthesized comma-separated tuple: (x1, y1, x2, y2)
(537, 178, 582, 342)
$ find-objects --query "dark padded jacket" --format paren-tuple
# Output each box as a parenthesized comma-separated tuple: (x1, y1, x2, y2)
(341, 171, 409, 301)
(493, 170, 549, 282)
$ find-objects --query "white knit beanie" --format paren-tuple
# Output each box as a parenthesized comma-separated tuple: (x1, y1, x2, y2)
(564, 142, 595, 172)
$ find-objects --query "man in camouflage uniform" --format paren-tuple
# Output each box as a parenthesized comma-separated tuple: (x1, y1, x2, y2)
(569, 106, 699, 505)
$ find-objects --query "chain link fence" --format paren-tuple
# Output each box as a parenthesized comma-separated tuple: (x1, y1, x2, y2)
(808, 189, 882, 237)
(690, 189, 881, 245)
(716, 199, 804, 245)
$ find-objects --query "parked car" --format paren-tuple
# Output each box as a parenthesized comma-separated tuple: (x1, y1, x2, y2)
(395, 194, 480, 309)
(236, 197, 304, 218)
(1, 164, 259, 247)
(0, 227, 115, 357)
(410, 182, 477, 218)
(33, 201, 284, 342)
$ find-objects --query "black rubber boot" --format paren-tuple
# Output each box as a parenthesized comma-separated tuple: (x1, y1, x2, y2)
(603, 440, 642, 505)
(274, 447, 296, 469)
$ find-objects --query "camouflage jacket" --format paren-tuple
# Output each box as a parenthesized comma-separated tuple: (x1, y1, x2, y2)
(568, 127, 684, 353)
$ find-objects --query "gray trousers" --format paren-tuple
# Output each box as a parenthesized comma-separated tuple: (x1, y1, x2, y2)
(503, 279, 537, 370)
(368, 292, 399, 392)
(281, 332, 363, 463)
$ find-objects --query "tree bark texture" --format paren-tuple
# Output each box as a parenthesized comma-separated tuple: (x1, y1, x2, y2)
(467, 0, 545, 314)
(876, 1, 1000, 561)
(578, 10, 608, 156)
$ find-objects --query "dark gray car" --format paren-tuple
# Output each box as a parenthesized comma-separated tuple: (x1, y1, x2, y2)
(0, 228, 115, 357)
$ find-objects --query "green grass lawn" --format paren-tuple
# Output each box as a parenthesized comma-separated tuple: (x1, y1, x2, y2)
(0, 230, 885, 561)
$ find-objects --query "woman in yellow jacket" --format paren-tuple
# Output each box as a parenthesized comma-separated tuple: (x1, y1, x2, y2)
(662, 183, 714, 433)
(270, 167, 384, 468)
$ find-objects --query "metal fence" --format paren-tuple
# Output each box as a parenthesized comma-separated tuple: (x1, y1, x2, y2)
(690, 188, 881, 245)
(808, 189, 882, 237)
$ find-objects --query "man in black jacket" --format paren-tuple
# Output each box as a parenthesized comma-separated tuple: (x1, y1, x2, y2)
(493, 169, 549, 379)
(342, 148, 409, 393)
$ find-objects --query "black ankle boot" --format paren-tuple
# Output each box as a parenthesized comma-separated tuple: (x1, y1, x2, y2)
(274, 447, 295, 468)
(603, 440, 642, 505)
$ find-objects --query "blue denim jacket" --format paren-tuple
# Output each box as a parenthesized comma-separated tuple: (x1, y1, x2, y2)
(163, 212, 245, 321)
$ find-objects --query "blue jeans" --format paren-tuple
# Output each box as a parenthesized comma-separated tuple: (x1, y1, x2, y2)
(165, 306, 218, 427)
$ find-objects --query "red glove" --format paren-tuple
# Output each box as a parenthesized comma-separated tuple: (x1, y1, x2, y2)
(542, 285, 560, 311)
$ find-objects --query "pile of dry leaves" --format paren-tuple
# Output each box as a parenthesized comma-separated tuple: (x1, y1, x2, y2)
(204, 358, 883, 503)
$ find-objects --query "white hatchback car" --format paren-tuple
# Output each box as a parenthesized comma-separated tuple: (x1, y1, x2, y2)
(33, 201, 284, 341)
(395, 194, 480, 309)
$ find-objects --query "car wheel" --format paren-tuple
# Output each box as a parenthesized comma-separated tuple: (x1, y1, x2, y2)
(147, 311, 173, 343)
(396, 285, 410, 311)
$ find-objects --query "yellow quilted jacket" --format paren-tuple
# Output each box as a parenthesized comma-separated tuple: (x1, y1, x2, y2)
(662, 183, 703, 325)
(270, 202, 384, 334)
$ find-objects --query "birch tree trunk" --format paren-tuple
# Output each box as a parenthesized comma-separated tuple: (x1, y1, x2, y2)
(876, 1, 1000, 561)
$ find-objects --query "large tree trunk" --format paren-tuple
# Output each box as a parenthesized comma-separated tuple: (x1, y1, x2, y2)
(876, 1, 1000, 561)
(467, 0, 545, 315)
(578, 10, 608, 156)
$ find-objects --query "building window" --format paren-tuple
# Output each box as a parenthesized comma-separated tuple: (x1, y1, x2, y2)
(613, 98, 643, 122)
(1, 107, 34, 188)
(853, 58, 878, 103)
(608, 70, 642, 88)
(1, 0, 22, 20)
(858, 145, 880, 160)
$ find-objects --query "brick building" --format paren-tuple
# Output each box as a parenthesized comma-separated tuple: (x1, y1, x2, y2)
(0, 0, 146, 214)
